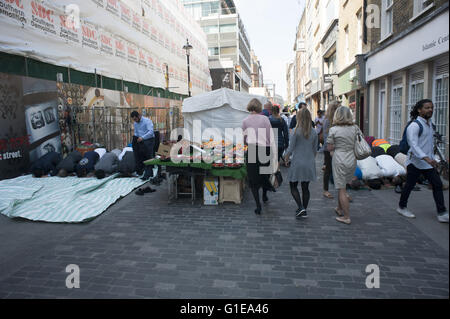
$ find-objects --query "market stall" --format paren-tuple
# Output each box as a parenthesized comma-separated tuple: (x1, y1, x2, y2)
(146, 88, 268, 205)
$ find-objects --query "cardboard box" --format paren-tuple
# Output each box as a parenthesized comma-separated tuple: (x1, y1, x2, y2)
(157, 143, 173, 157)
(219, 177, 243, 204)
(203, 177, 219, 205)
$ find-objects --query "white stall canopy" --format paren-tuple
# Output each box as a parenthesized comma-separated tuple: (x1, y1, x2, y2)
(182, 88, 268, 142)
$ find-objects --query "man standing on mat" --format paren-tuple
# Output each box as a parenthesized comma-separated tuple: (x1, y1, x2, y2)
(131, 111, 155, 181)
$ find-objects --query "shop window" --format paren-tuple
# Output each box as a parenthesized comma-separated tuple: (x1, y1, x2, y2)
(433, 59, 449, 155)
(390, 82, 403, 145)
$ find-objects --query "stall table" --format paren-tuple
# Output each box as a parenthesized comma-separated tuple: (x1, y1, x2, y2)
(144, 159, 247, 205)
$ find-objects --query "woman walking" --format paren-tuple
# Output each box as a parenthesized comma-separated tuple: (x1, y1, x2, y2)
(322, 101, 340, 199)
(243, 98, 276, 215)
(326, 106, 360, 225)
(284, 108, 318, 218)
(269, 104, 289, 164)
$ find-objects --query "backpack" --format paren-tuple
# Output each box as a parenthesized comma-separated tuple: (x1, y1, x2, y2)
(399, 120, 435, 154)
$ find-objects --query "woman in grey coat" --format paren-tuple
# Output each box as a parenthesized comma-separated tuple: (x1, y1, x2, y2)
(284, 108, 318, 218)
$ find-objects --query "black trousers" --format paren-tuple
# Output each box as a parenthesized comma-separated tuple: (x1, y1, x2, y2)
(399, 164, 447, 214)
(133, 137, 155, 177)
(323, 151, 332, 191)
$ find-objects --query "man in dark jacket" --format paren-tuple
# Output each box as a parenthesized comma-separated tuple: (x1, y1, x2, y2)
(269, 105, 289, 162)
(56, 150, 82, 177)
(76, 151, 100, 177)
(31, 151, 62, 177)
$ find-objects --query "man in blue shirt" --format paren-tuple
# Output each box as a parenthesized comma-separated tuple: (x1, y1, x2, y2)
(131, 111, 155, 180)
(397, 99, 448, 223)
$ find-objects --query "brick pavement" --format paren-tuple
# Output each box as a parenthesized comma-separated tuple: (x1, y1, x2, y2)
(0, 154, 448, 299)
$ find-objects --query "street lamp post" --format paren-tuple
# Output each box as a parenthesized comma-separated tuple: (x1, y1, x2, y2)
(183, 39, 193, 97)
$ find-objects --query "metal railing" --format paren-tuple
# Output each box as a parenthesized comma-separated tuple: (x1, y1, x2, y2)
(70, 106, 183, 150)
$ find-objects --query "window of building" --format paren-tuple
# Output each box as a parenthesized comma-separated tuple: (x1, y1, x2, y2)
(378, 81, 386, 139)
(208, 47, 219, 56)
(390, 78, 403, 145)
(344, 26, 349, 65)
(220, 24, 236, 33)
(381, 0, 393, 41)
(202, 25, 219, 34)
(433, 59, 449, 155)
(220, 46, 236, 55)
(356, 10, 363, 55)
(413, 0, 434, 17)
(408, 70, 424, 114)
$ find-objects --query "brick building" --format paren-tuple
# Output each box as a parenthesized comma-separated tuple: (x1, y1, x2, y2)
(365, 0, 449, 156)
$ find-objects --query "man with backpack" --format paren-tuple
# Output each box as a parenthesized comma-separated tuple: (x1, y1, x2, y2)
(397, 99, 448, 223)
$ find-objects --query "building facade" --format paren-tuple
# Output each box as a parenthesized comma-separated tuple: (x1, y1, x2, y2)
(366, 0, 449, 156)
(183, 0, 255, 92)
(293, 10, 308, 106)
(251, 50, 264, 88)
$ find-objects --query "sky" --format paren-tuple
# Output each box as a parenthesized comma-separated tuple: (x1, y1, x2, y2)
(233, 0, 305, 103)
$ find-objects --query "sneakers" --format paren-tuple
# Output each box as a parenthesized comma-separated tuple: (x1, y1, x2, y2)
(296, 209, 308, 218)
(396, 207, 416, 218)
(437, 212, 449, 223)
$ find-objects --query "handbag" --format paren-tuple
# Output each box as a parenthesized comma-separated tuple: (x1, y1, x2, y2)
(270, 163, 282, 189)
(354, 126, 372, 160)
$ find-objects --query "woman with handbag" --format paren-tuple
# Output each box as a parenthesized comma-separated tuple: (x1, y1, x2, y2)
(284, 108, 318, 218)
(243, 98, 276, 215)
(327, 106, 368, 225)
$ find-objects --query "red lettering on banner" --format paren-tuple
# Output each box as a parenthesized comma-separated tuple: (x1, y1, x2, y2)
(60, 15, 76, 32)
(82, 26, 96, 39)
(5, 0, 24, 9)
(107, 0, 117, 8)
(147, 55, 153, 64)
(101, 35, 112, 46)
(31, 1, 54, 23)
(115, 40, 124, 51)
(133, 13, 140, 24)
(128, 47, 136, 56)
(121, 3, 130, 15)
(0, 139, 7, 152)
(139, 51, 145, 60)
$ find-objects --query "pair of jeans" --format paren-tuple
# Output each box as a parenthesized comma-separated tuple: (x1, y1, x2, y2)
(399, 164, 447, 214)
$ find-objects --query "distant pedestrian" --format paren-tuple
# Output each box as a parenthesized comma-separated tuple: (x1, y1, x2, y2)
(397, 99, 448, 223)
(281, 107, 290, 127)
(284, 108, 318, 218)
(243, 98, 276, 215)
(314, 110, 325, 149)
(261, 101, 273, 117)
(322, 101, 340, 200)
(289, 102, 307, 131)
(327, 106, 361, 225)
(269, 104, 289, 162)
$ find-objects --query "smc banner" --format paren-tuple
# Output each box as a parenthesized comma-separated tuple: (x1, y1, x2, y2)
(0, 0, 212, 96)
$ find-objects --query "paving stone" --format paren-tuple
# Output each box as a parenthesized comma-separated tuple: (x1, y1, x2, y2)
(0, 156, 447, 299)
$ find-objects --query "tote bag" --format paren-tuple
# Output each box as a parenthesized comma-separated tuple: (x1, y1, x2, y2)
(354, 126, 372, 160)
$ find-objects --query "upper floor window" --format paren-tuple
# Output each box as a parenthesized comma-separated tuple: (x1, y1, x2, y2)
(381, 0, 393, 40)
(412, 0, 434, 19)
(356, 10, 363, 54)
(344, 25, 349, 65)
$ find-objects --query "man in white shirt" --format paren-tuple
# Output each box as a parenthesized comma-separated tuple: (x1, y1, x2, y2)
(397, 99, 448, 223)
